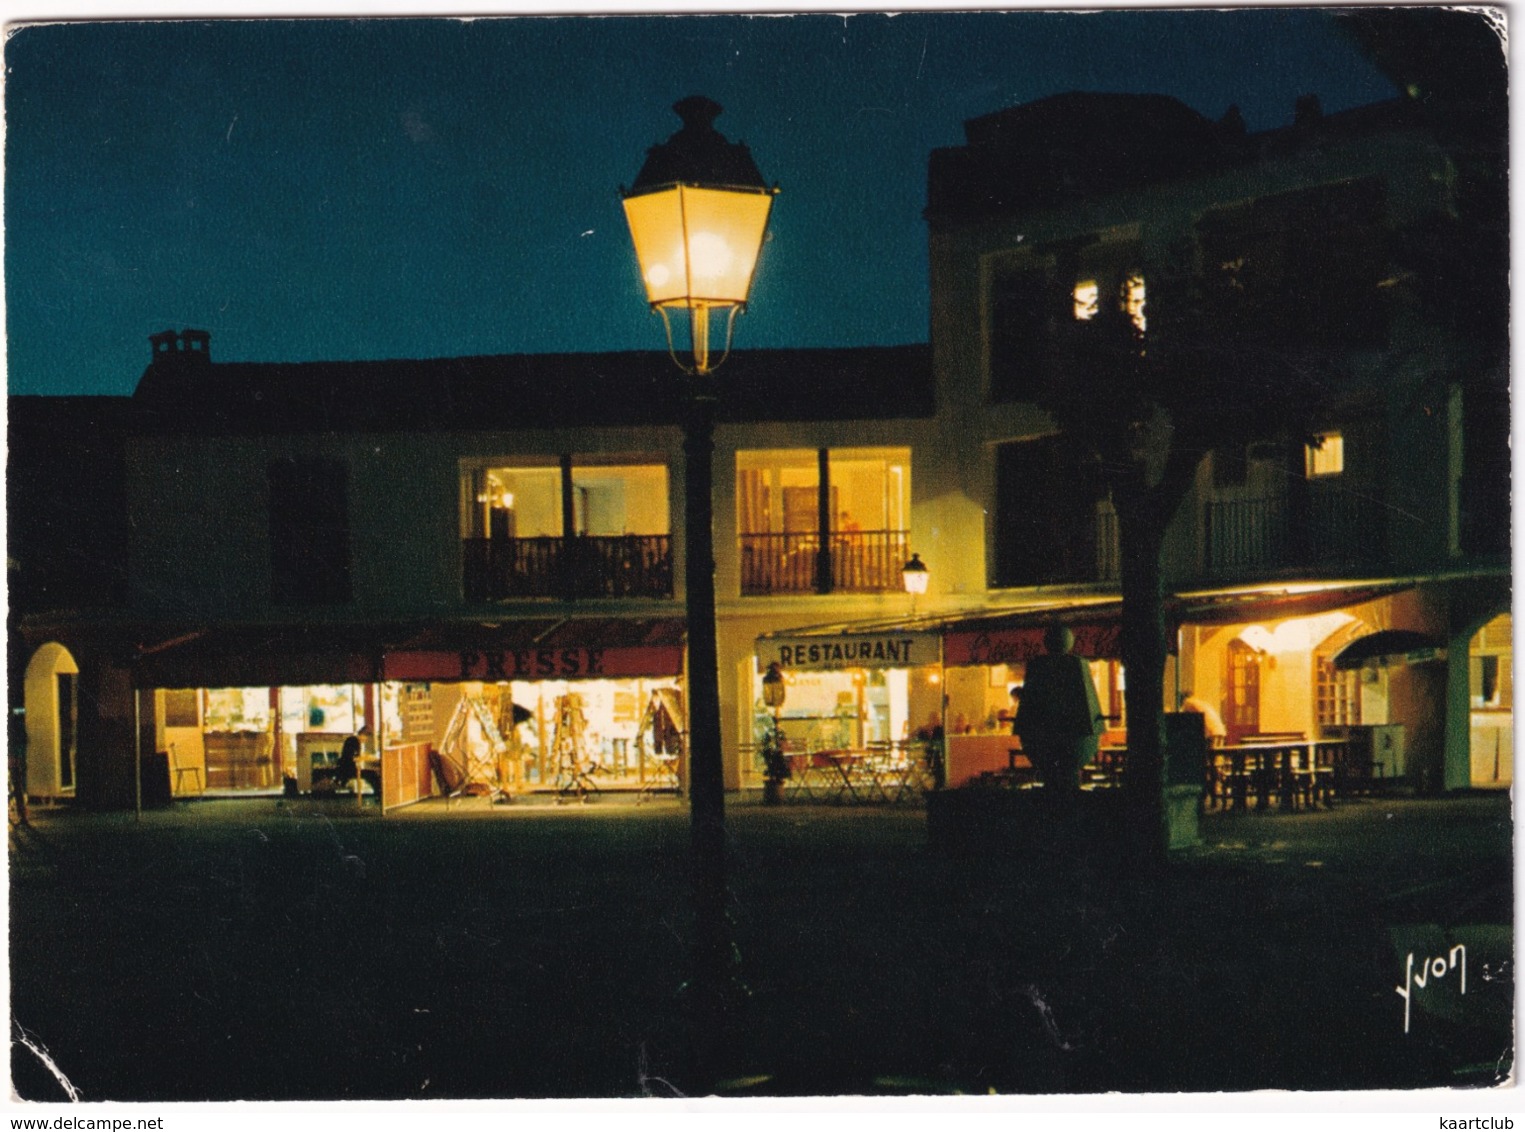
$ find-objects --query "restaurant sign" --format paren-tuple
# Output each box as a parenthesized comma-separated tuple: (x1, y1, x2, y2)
(944, 622, 1122, 667)
(758, 632, 940, 672)
(385, 645, 685, 683)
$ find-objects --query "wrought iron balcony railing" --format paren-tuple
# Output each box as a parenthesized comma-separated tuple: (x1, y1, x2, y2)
(463, 535, 672, 601)
(740, 529, 911, 595)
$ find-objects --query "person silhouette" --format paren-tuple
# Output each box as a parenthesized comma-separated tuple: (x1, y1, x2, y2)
(1014, 625, 1105, 797)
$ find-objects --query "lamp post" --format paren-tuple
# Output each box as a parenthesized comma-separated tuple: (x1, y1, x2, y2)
(621, 97, 777, 1049)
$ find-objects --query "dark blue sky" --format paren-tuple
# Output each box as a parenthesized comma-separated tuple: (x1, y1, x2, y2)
(4, 11, 1397, 396)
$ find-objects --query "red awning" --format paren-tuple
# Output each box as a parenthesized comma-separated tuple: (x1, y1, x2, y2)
(382, 617, 686, 682)
(943, 607, 1125, 665)
(133, 617, 687, 688)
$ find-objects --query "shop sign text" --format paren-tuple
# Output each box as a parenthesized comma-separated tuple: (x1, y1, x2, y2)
(946, 623, 1122, 667)
(385, 646, 685, 682)
(762, 633, 937, 672)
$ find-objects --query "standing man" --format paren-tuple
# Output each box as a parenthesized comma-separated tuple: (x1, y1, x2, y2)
(1015, 625, 1105, 796)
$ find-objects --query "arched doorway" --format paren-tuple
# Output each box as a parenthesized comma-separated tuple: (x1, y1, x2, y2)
(23, 642, 80, 799)
(1468, 613, 1512, 788)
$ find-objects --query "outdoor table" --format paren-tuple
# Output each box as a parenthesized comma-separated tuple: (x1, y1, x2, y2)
(867, 742, 920, 804)
(1218, 740, 1346, 812)
(784, 751, 822, 800)
(816, 749, 869, 804)
(1218, 744, 1285, 810)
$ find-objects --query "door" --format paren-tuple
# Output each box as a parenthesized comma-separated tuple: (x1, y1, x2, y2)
(1224, 639, 1261, 743)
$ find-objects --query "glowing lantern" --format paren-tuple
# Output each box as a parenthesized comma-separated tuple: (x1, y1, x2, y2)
(621, 96, 777, 373)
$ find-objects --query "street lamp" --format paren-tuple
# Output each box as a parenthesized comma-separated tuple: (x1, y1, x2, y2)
(622, 96, 777, 374)
(621, 96, 777, 1048)
(902, 552, 929, 614)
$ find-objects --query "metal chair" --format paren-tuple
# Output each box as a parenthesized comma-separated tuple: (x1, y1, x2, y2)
(169, 743, 203, 795)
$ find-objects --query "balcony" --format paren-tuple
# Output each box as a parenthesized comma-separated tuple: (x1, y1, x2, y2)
(464, 535, 672, 601)
(1204, 492, 1381, 580)
(740, 529, 910, 595)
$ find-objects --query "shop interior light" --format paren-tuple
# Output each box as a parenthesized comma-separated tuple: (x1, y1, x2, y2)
(621, 97, 778, 374)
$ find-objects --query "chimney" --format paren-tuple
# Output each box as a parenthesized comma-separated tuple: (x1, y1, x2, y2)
(149, 329, 212, 366)
(1294, 94, 1323, 128)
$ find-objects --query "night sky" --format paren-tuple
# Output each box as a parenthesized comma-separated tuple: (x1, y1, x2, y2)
(4, 9, 1398, 397)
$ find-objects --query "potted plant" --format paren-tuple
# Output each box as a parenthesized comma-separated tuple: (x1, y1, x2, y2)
(760, 721, 791, 804)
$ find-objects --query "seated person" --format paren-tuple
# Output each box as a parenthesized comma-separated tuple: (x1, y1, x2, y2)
(337, 735, 382, 798)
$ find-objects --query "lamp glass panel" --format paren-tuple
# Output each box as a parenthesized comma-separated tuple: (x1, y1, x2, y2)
(675, 185, 773, 305)
(903, 567, 929, 595)
(623, 184, 773, 307)
(623, 189, 688, 307)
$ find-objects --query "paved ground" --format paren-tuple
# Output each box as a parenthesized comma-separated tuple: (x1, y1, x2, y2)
(7, 791, 1514, 1100)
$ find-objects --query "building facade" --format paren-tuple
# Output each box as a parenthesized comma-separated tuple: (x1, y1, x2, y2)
(10, 92, 1509, 810)
(920, 91, 1509, 794)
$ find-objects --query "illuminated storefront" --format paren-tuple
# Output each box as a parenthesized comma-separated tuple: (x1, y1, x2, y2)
(133, 618, 690, 807)
(752, 581, 1491, 798)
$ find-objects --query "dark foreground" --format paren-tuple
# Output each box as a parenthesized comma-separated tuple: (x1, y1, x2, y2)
(8, 792, 1513, 1100)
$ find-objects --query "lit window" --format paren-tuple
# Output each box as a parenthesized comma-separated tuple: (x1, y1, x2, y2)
(1122, 274, 1146, 333)
(1305, 432, 1344, 477)
(1072, 280, 1099, 321)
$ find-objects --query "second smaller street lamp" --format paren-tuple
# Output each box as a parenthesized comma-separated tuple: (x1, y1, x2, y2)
(621, 96, 778, 374)
(761, 661, 787, 711)
(902, 552, 929, 595)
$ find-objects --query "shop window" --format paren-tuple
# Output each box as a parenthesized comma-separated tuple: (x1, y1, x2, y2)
(268, 457, 351, 605)
(461, 461, 671, 600)
(737, 448, 910, 595)
(205, 687, 272, 731)
(1305, 432, 1344, 477)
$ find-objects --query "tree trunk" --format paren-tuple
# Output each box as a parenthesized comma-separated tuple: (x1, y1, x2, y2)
(1116, 489, 1170, 868)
